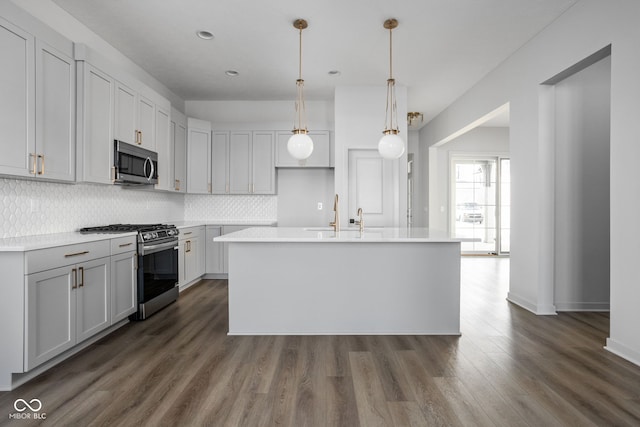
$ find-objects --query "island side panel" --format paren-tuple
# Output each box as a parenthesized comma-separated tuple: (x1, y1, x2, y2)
(227, 241, 461, 335)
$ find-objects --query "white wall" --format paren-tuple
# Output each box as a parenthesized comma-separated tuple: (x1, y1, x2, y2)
(554, 56, 610, 311)
(430, 127, 509, 232)
(277, 169, 335, 227)
(334, 86, 408, 227)
(420, 0, 640, 365)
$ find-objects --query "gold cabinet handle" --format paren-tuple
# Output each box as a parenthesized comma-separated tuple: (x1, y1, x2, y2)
(111, 166, 117, 182)
(138, 130, 143, 145)
(119, 242, 133, 248)
(71, 268, 77, 289)
(65, 250, 89, 258)
(175, 179, 180, 191)
(183, 232, 192, 236)
(37, 154, 44, 175)
(29, 153, 37, 174)
(185, 240, 191, 253)
(78, 266, 84, 287)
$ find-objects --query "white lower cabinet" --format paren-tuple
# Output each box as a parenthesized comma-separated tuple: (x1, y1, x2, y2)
(110, 251, 137, 323)
(179, 226, 205, 288)
(25, 256, 110, 370)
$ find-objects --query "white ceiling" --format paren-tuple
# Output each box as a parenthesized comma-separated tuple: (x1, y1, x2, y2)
(51, 0, 578, 126)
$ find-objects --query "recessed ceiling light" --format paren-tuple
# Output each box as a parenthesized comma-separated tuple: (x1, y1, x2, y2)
(225, 70, 240, 77)
(328, 70, 341, 76)
(196, 30, 214, 40)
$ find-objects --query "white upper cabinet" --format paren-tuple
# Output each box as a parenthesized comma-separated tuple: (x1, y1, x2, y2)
(154, 106, 171, 191)
(0, 18, 75, 182)
(76, 63, 114, 185)
(211, 131, 229, 194)
(275, 130, 332, 168)
(114, 82, 156, 151)
(0, 18, 34, 178)
(229, 131, 251, 194)
(171, 108, 187, 193)
(252, 131, 276, 194)
(137, 95, 156, 151)
(114, 82, 136, 145)
(75, 43, 171, 187)
(187, 118, 212, 194)
(214, 130, 276, 195)
(36, 40, 75, 181)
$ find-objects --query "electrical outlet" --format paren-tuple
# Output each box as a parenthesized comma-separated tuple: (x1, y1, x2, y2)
(30, 199, 40, 213)
(317, 202, 323, 210)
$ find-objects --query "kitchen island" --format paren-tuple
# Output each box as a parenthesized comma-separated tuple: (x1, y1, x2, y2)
(215, 227, 469, 335)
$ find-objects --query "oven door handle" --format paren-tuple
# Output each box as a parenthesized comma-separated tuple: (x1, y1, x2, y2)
(141, 240, 178, 255)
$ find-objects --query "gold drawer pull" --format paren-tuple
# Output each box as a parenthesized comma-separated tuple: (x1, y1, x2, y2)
(119, 242, 133, 248)
(37, 154, 45, 175)
(65, 250, 89, 258)
(30, 153, 37, 174)
(78, 266, 84, 287)
(71, 268, 77, 289)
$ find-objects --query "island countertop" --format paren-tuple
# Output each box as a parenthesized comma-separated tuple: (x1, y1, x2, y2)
(214, 226, 473, 243)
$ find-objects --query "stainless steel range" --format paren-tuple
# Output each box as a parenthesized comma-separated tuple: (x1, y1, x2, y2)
(80, 224, 180, 320)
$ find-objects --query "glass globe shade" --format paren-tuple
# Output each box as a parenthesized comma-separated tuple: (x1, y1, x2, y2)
(378, 133, 405, 159)
(287, 133, 314, 160)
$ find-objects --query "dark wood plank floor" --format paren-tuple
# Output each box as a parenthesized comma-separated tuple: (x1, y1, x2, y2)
(2, 258, 639, 426)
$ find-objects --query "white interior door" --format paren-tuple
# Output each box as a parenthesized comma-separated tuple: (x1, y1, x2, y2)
(348, 149, 394, 227)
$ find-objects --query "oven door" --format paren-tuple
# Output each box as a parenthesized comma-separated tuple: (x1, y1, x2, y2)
(138, 240, 179, 303)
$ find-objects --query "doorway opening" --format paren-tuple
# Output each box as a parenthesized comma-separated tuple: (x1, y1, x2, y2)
(450, 156, 510, 255)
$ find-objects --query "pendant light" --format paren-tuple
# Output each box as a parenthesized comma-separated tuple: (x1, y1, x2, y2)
(287, 19, 314, 160)
(378, 18, 405, 159)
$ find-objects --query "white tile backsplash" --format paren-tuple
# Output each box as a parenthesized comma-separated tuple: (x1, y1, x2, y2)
(1, 178, 278, 238)
(1, 178, 184, 238)
(184, 194, 277, 222)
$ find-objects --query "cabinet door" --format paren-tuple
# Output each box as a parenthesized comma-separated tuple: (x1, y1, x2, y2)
(187, 127, 212, 194)
(212, 131, 230, 194)
(183, 238, 198, 284)
(25, 266, 75, 370)
(111, 251, 137, 323)
(137, 95, 156, 150)
(275, 130, 331, 167)
(154, 107, 171, 190)
(76, 257, 110, 343)
(36, 40, 75, 181)
(0, 19, 35, 178)
(115, 82, 136, 145)
(196, 228, 205, 278)
(252, 131, 275, 194)
(229, 131, 251, 194)
(173, 121, 187, 192)
(77, 64, 114, 184)
(205, 226, 224, 274)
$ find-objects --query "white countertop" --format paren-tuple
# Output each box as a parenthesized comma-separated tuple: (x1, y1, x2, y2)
(173, 220, 277, 229)
(0, 231, 138, 252)
(215, 227, 475, 243)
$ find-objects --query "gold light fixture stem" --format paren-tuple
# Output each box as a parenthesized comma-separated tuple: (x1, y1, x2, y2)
(383, 19, 399, 135)
(293, 19, 308, 134)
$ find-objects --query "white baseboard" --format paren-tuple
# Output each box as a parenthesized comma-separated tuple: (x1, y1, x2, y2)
(605, 338, 640, 367)
(555, 301, 610, 311)
(507, 292, 557, 315)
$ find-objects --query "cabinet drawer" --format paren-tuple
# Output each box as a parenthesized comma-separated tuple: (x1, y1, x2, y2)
(179, 226, 203, 241)
(110, 235, 137, 255)
(25, 240, 110, 274)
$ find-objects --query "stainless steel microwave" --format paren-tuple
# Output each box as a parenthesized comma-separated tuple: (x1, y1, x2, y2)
(113, 140, 158, 185)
